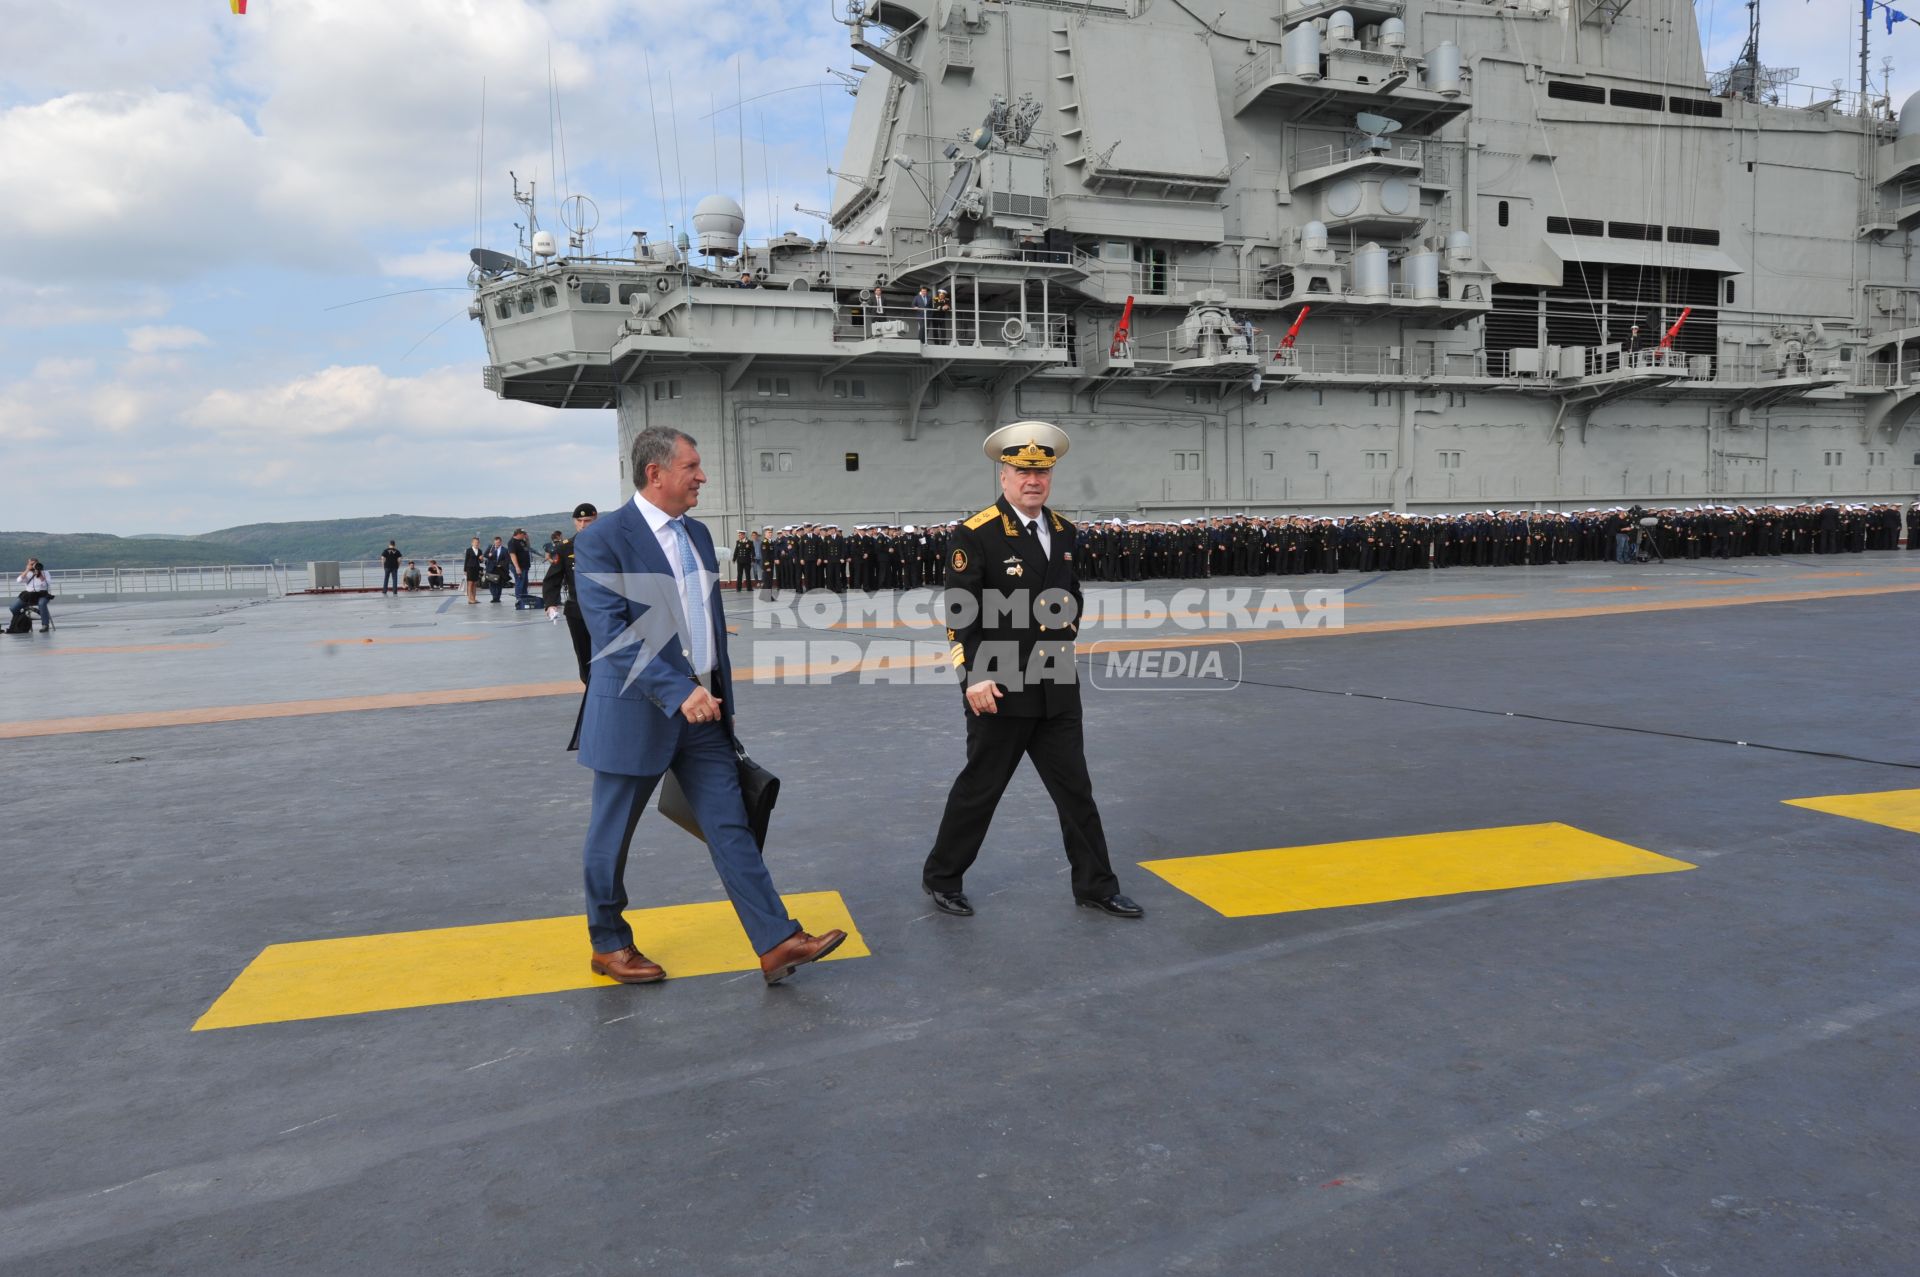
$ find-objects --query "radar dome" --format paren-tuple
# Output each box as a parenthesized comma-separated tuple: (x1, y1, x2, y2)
(692, 194, 746, 258)
(531, 231, 558, 258)
(1900, 90, 1920, 138)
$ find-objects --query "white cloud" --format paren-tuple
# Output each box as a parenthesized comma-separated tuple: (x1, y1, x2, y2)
(379, 249, 476, 280)
(185, 362, 554, 441)
(126, 325, 210, 354)
(0, 278, 171, 329)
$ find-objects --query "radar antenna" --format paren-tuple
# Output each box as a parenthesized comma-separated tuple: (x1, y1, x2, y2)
(1354, 111, 1403, 154)
(1710, 1, 1798, 103)
(559, 194, 599, 255)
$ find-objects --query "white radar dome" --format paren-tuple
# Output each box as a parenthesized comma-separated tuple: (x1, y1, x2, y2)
(692, 194, 746, 257)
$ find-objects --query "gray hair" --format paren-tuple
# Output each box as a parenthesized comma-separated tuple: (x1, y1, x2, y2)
(630, 428, 696, 488)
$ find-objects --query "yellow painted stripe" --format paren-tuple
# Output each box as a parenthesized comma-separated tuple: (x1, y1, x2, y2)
(194, 891, 867, 1030)
(1783, 788, 1920, 835)
(1140, 822, 1694, 917)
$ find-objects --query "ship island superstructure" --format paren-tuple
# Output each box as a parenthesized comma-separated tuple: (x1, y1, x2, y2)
(471, 0, 1920, 535)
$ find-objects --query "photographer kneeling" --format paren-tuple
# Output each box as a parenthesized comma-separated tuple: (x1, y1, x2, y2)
(11, 559, 53, 634)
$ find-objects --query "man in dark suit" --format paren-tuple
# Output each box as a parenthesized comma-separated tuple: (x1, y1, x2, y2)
(483, 536, 510, 603)
(921, 420, 1143, 921)
(573, 427, 845, 987)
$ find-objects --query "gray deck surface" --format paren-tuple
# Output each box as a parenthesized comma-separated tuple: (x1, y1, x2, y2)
(1, 558, 1916, 1275)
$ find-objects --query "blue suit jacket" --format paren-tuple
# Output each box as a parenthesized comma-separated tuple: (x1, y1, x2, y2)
(573, 499, 734, 777)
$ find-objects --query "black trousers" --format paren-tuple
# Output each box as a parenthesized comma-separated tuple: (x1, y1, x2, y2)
(923, 710, 1120, 900)
(564, 598, 592, 685)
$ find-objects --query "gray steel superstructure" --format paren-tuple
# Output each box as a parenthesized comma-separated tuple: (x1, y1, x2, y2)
(473, 0, 1920, 534)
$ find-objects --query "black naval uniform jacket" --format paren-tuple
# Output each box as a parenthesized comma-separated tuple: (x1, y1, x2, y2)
(944, 496, 1082, 718)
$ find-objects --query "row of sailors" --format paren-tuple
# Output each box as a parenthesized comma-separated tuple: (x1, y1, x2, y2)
(734, 502, 1916, 591)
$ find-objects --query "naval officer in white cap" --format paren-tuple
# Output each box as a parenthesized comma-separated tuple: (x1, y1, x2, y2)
(921, 420, 1144, 919)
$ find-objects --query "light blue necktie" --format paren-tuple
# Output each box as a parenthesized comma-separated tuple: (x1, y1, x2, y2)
(668, 517, 710, 675)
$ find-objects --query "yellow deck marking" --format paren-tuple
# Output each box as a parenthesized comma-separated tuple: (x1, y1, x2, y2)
(1560, 585, 1656, 593)
(1421, 593, 1521, 602)
(1783, 788, 1920, 835)
(317, 634, 488, 646)
(1140, 822, 1693, 917)
(193, 891, 868, 1030)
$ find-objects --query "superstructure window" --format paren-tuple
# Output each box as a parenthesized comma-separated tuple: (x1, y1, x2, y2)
(1547, 216, 1604, 237)
(1669, 96, 1723, 118)
(1668, 225, 1722, 246)
(1363, 451, 1390, 470)
(494, 299, 512, 319)
(540, 286, 558, 308)
(1610, 88, 1665, 112)
(578, 281, 611, 304)
(1724, 280, 1736, 305)
(1261, 452, 1275, 470)
(1498, 201, 1510, 227)
(1547, 81, 1606, 105)
(1609, 221, 1662, 241)
(755, 376, 791, 397)
(652, 379, 683, 400)
(1437, 450, 1463, 469)
(1306, 451, 1320, 469)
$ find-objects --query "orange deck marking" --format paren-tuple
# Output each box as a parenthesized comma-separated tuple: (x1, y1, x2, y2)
(317, 634, 489, 646)
(1419, 593, 1520, 602)
(37, 642, 224, 656)
(1559, 585, 1657, 594)
(11, 581, 1918, 738)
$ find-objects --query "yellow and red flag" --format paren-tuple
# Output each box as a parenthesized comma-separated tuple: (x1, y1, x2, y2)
(230, 1, 246, 13)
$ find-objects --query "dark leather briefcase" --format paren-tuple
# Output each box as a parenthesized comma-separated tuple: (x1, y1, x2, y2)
(657, 735, 781, 849)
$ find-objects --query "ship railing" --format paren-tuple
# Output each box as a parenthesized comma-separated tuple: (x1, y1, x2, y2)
(306, 558, 553, 593)
(831, 306, 1070, 350)
(884, 244, 1080, 276)
(43, 564, 287, 599)
(1129, 329, 1276, 365)
(1761, 83, 1893, 121)
(1290, 141, 1424, 175)
(1080, 262, 1271, 301)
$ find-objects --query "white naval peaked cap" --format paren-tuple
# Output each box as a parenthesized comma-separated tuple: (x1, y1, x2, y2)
(983, 419, 1070, 469)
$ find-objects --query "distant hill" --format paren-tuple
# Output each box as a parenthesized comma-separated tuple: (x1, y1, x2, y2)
(1, 512, 580, 569)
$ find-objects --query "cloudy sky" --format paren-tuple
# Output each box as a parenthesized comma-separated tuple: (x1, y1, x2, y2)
(0, 0, 1904, 535)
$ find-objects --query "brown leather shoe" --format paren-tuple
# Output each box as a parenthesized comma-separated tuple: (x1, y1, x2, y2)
(589, 945, 666, 984)
(759, 928, 847, 986)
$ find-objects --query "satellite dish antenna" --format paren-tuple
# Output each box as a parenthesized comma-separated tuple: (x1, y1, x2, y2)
(931, 159, 977, 228)
(1354, 111, 1403, 153)
(469, 247, 527, 276)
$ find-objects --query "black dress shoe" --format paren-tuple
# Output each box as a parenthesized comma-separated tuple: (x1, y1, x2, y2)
(1075, 893, 1145, 919)
(923, 884, 974, 916)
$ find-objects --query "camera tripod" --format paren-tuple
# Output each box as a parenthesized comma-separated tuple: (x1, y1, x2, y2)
(1633, 523, 1666, 564)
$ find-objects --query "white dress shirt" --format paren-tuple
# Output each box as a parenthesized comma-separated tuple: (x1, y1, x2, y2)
(1013, 507, 1052, 560)
(632, 492, 715, 676)
(16, 570, 49, 593)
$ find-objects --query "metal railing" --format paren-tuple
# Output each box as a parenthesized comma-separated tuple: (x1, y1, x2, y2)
(45, 564, 286, 598)
(833, 306, 1068, 350)
(1291, 141, 1424, 175)
(1130, 329, 1275, 365)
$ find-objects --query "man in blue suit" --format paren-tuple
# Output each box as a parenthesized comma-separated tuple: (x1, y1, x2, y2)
(572, 427, 846, 987)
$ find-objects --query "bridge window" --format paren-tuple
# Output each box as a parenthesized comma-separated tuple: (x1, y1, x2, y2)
(517, 292, 535, 315)
(540, 286, 558, 308)
(756, 376, 791, 397)
(494, 299, 512, 320)
(578, 281, 611, 304)
(652, 379, 683, 401)
(618, 284, 644, 305)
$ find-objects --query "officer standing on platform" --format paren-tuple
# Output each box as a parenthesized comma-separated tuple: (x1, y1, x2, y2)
(921, 420, 1144, 921)
(558, 502, 598, 683)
